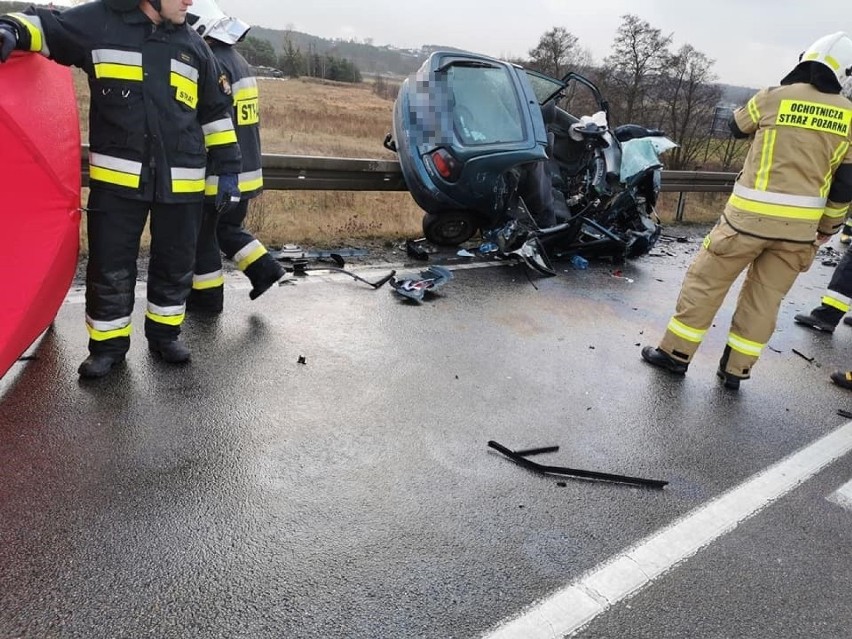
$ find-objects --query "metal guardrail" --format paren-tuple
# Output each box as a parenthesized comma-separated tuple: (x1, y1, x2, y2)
(79, 147, 737, 194)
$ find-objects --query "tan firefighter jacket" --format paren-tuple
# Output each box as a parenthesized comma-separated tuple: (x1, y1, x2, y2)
(728, 83, 852, 242)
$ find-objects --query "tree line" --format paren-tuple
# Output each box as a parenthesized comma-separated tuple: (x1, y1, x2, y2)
(522, 15, 750, 170)
(237, 36, 362, 83)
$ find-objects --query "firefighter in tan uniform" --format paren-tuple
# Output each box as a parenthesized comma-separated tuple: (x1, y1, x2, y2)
(642, 32, 852, 390)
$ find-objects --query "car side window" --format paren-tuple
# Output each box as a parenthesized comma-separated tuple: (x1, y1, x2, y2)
(449, 66, 524, 145)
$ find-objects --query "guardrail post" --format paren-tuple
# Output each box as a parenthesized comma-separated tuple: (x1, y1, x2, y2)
(675, 192, 686, 222)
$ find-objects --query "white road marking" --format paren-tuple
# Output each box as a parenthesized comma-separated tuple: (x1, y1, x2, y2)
(828, 478, 852, 511)
(483, 420, 852, 639)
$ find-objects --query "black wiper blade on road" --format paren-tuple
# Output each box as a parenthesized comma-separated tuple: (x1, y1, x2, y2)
(488, 440, 668, 489)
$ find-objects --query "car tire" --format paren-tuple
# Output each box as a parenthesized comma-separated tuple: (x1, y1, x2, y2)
(423, 211, 479, 246)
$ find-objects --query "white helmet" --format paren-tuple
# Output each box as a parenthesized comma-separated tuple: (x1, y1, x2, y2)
(187, 0, 251, 45)
(801, 32, 852, 85)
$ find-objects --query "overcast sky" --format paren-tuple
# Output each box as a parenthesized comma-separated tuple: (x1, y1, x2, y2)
(52, 0, 852, 88)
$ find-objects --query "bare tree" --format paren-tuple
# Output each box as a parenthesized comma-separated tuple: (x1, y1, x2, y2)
(659, 44, 722, 169)
(602, 14, 672, 124)
(527, 27, 590, 78)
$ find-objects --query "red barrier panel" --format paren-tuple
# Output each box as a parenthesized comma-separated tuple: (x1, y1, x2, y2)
(0, 53, 81, 378)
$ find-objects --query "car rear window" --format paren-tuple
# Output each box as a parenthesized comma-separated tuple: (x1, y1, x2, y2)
(448, 66, 524, 145)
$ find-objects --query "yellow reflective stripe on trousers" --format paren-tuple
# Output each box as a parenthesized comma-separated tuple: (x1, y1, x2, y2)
(747, 96, 760, 124)
(192, 271, 225, 290)
(727, 332, 764, 357)
(86, 315, 132, 341)
(754, 129, 776, 191)
(823, 294, 852, 312)
(234, 240, 267, 271)
(667, 318, 706, 344)
(10, 14, 45, 54)
(146, 304, 185, 327)
(821, 142, 850, 198)
(728, 194, 823, 220)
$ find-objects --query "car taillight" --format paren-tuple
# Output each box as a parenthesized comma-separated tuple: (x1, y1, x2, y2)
(429, 148, 461, 181)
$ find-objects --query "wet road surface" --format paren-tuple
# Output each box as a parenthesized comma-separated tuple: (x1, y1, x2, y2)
(2, 241, 851, 638)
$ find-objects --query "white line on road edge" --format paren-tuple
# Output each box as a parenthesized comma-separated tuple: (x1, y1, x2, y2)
(483, 420, 852, 639)
(828, 478, 852, 511)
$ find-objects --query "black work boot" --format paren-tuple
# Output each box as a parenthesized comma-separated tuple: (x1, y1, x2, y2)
(187, 287, 224, 314)
(830, 370, 852, 390)
(78, 353, 125, 379)
(843, 316, 852, 327)
(148, 339, 191, 364)
(794, 304, 844, 333)
(640, 346, 688, 374)
(717, 345, 748, 391)
(247, 258, 286, 301)
(716, 369, 744, 390)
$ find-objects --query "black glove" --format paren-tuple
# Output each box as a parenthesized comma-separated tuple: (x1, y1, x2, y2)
(215, 173, 240, 214)
(0, 24, 18, 63)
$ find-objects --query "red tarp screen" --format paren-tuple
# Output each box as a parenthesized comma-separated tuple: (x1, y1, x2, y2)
(0, 53, 81, 378)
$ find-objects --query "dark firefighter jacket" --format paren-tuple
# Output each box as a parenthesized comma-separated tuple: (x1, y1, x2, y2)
(204, 41, 262, 201)
(1, 3, 241, 204)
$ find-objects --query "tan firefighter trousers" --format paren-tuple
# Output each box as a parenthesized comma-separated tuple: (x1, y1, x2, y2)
(659, 218, 817, 377)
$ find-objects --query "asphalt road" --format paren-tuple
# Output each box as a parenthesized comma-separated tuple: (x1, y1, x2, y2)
(2, 236, 852, 639)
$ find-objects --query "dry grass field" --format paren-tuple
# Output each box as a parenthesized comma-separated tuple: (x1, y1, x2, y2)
(71, 71, 720, 253)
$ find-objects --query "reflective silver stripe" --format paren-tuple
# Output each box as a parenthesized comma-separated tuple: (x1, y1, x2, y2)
(147, 302, 185, 317)
(202, 117, 236, 135)
(92, 49, 143, 66)
(205, 175, 220, 189)
(240, 169, 263, 184)
(88, 152, 143, 175)
(193, 271, 223, 284)
(231, 77, 258, 93)
(234, 239, 263, 264)
(171, 167, 207, 181)
(732, 183, 826, 209)
(170, 59, 199, 82)
(86, 314, 131, 331)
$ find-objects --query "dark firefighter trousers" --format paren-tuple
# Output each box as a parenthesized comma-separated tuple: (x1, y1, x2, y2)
(85, 188, 202, 357)
(192, 199, 280, 307)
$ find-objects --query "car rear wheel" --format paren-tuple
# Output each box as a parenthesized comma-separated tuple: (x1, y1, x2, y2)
(422, 211, 479, 246)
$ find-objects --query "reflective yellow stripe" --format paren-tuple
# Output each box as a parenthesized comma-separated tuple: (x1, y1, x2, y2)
(666, 318, 706, 344)
(95, 63, 144, 81)
(728, 194, 823, 220)
(13, 14, 43, 53)
(727, 332, 764, 357)
(89, 165, 141, 188)
(86, 323, 132, 341)
(145, 310, 185, 326)
(823, 295, 851, 312)
(822, 142, 850, 198)
(754, 129, 776, 191)
(205, 130, 238, 147)
(823, 202, 849, 219)
(824, 55, 841, 71)
(192, 275, 225, 290)
(747, 96, 760, 124)
(237, 245, 267, 271)
(172, 178, 205, 193)
(240, 175, 263, 192)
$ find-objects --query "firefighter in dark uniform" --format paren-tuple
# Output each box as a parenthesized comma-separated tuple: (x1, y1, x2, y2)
(641, 32, 852, 390)
(185, 0, 285, 313)
(0, 0, 242, 378)
(794, 247, 852, 333)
